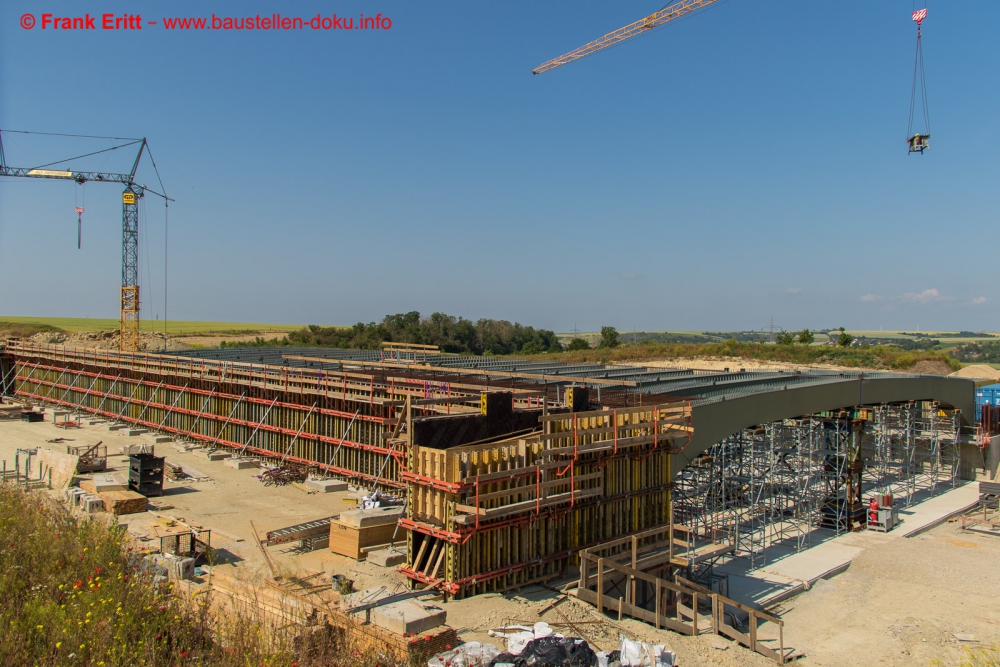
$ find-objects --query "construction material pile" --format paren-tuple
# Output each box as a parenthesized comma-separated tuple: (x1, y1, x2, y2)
(259, 463, 310, 486)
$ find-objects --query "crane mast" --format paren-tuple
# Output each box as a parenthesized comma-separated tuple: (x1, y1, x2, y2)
(533, 0, 721, 75)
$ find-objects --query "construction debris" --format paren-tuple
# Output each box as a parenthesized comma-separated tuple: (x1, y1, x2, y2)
(258, 463, 310, 486)
(68, 442, 107, 473)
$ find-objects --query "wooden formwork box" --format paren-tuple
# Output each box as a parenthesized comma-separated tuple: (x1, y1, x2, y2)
(404, 402, 692, 597)
(329, 519, 402, 560)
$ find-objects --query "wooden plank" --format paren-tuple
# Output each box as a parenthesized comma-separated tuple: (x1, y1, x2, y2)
(541, 432, 687, 458)
(538, 403, 688, 422)
(538, 421, 693, 442)
(460, 471, 604, 505)
(453, 487, 604, 523)
(577, 587, 693, 635)
(98, 490, 147, 515)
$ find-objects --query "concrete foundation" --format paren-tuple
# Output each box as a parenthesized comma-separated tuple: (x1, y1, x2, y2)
(127, 429, 149, 436)
(206, 451, 231, 461)
(154, 436, 173, 444)
(367, 546, 406, 567)
(304, 477, 349, 493)
(224, 457, 259, 470)
(372, 600, 447, 636)
(108, 424, 128, 431)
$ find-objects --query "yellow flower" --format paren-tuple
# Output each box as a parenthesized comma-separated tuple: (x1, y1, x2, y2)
(36, 625, 43, 630)
(56, 642, 61, 649)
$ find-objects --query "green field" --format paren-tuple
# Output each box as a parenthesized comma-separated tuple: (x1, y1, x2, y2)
(0, 316, 304, 335)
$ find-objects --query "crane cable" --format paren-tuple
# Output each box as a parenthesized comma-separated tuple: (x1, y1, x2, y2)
(907, 9, 930, 141)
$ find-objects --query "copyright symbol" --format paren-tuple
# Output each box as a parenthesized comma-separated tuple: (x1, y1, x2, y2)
(20, 13, 35, 29)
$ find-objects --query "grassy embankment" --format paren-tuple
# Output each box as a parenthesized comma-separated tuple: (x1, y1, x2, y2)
(0, 484, 402, 667)
(528, 340, 962, 371)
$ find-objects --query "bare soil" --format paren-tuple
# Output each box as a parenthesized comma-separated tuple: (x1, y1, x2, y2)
(2, 409, 992, 666)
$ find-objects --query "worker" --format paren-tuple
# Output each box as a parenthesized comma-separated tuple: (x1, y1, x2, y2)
(869, 497, 879, 524)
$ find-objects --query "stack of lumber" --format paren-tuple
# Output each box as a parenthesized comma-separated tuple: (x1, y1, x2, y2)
(0, 403, 22, 420)
(98, 490, 148, 515)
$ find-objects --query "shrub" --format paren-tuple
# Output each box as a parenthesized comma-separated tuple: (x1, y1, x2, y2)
(0, 485, 403, 667)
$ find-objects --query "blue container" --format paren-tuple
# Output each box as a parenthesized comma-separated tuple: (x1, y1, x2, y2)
(975, 383, 1000, 422)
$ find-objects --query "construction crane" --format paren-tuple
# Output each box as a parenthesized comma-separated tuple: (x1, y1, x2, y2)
(0, 131, 171, 352)
(534, 2, 933, 154)
(532, 0, 720, 75)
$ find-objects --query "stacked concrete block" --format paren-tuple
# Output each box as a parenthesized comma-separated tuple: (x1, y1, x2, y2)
(82, 496, 104, 514)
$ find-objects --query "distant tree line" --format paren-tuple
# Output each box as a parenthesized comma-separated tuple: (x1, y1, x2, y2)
(952, 341, 1000, 363)
(222, 312, 562, 355)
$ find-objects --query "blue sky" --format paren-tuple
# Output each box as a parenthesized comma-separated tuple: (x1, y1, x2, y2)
(0, 1, 996, 333)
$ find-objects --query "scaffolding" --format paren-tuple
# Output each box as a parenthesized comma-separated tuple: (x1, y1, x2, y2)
(675, 404, 962, 571)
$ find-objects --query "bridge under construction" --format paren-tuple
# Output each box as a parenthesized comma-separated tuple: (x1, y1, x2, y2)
(0, 340, 980, 599)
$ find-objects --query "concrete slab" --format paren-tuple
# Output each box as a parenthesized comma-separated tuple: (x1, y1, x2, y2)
(206, 451, 231, 461)
(367, 546, 406, 567)
(108, 424, 128, 431)
(371, 600, 446, 636)
(339, 506, 405, 528)
(127, 429, 149, 436)
(719, 483, 982, 609)
(224, 457, 259, 470)
(154, 436, 173, 444)
(91, 473, 128, 493)
(304, 477, 348, 493)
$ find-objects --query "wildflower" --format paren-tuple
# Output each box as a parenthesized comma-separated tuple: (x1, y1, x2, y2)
(74, 580, 83, 590)
(56, 642, 61, 649)
(36, 625, 43, 630)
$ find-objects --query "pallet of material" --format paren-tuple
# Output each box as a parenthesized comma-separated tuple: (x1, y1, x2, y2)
(98, 490, 148, 515)
(0, 404, 22, 420)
